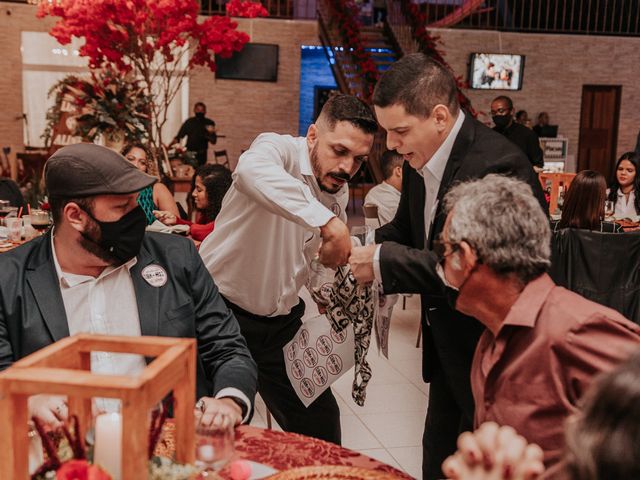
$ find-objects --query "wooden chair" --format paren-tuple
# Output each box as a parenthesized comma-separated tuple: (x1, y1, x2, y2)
(213, 149, 231, 169)
(362, 203, 381, 227)
(538, 172, 576, 213)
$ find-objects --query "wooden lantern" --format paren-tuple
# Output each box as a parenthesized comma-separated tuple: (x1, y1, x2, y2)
(0, 334, 197, 479)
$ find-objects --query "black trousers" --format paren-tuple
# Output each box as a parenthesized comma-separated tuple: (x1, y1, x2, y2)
(225, 297, 342, 445)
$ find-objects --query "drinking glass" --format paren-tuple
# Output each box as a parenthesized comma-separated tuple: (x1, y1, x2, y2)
(5, 217, 22, 243)
(30, 209, 51, 232)
(350, 225, 373, 247)
(604, 200, 615, 219)
(195, 419, 234, 475)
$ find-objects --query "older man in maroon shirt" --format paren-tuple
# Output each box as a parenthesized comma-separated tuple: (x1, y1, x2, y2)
(435, 174, 640, 473)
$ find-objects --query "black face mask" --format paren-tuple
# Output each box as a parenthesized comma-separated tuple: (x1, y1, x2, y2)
(195, 112, 205, 119)
(80, 206, 147, 264)
(492, 114, 512, 131)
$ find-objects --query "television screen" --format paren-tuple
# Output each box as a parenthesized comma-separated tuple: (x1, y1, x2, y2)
(469, 53, 525, 90)
(216, 43, 279, 82)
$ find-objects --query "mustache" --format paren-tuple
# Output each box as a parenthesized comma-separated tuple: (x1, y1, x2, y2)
(328, 171, 351, 182)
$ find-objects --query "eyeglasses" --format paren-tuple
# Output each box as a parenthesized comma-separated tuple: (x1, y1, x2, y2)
(490, 107, 510, 116)
(432, 238, 459, 260)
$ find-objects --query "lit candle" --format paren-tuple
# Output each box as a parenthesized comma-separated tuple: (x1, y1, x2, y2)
(93, 412, 122, 480)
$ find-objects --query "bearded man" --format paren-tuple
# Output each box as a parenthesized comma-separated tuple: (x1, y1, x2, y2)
(199, 94, 377, 444)
(0, 143, 257, 429)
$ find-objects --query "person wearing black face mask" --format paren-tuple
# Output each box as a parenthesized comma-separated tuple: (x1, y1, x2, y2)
(172, 101, 217, 166)
(491, 96, 544, 170)
(0, 143, 257, 430)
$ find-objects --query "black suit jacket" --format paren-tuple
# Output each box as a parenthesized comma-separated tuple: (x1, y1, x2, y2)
(0, 231, 257, 404)
(376, 115, 548, 384)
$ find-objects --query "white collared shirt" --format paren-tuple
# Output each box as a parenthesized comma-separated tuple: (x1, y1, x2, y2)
(373, 111, 465, 283)
(364, 180, 401, 226)
(51, 234, 145, 413)
(51, 234, 251, 419)
(199, 133, 348, 317)
(613, 189, 638, 219)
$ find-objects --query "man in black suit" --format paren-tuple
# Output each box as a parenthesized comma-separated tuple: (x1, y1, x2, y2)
(349, 53, 548, 479)
(0, 144, 256, 428)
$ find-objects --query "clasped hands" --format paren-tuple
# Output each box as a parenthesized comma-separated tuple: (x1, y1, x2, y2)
(318, 217, 376, 284)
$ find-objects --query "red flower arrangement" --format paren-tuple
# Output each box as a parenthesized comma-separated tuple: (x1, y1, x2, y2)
(325, 0, 379, 101)
(399, 0, 476, 116)
(226, 0, 269, 18)
(37, 0, 251, 174)
(56, 460, 112, 480)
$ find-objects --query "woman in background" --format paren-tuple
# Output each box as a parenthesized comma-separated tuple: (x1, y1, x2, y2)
(122, 143, 179, 224)
(154, 164, 232, 242)
(607, 151, 640, 220)
(552, 170, 622, 233)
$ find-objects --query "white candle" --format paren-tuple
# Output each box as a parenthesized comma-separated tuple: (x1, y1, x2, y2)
(93, 412, 122, 480)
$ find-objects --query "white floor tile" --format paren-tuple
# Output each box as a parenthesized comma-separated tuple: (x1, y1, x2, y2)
(388, 446, 423, 480)
(346, 383, 427, 416)
(358, 412, 424, 448)
(340, 415, 383, 450)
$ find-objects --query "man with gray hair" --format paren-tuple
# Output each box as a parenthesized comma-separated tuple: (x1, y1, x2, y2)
(437, 174, 640, 474)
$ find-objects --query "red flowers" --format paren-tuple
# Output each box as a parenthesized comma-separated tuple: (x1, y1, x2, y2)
(56, 460, 112, 480)
(326, 0, 379, 101)
(226, 0, 269, 18)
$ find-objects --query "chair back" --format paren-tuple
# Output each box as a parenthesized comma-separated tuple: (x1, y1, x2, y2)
(550, 228, 640, 324)
(363, 203, 381, 228)
(213, 150, 230, 169)
(538, 172, 576, 213)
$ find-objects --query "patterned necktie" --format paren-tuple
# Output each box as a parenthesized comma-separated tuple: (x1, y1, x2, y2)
(324, 265, 374, 406)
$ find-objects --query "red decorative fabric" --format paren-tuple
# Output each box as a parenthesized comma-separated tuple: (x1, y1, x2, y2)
(158, 423, 413, 479)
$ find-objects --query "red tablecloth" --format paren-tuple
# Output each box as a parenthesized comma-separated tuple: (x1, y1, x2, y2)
(158, 423, 413, 479)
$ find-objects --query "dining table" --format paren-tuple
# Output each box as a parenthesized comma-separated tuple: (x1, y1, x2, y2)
(157, 422, 413, 479)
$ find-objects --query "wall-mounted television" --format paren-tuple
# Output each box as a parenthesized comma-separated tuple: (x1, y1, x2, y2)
(216, 43, 279, 82)
(469, 53, 525, 90)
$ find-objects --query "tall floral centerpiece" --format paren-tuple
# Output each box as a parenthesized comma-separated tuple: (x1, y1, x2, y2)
(37, 0, 256, 174)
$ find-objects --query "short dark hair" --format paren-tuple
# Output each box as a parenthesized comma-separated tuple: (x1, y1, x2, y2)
(373, 53, 459, 118)
(380, 150, 403, 180)
(50, 196, 95, 227)
(559, 170, 607, 230)
(492, 95, 513, 110)
(515, 110, 527, 121)
(318, 94, 378, 135)
(194, 102, 206, 110)
(192, 164, 232, 222)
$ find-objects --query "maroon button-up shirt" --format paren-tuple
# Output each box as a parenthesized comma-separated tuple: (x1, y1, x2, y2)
(471, 274, 640, 470)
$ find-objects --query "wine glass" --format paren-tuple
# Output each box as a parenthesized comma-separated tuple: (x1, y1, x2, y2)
(350, 225, 373, 247)
(604, 200, 615, 220)
(195, 419, 235, 476)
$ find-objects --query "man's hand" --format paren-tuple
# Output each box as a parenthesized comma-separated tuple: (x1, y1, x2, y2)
(195, 397, 243, 428)
(319, 217, 351, 268)
(349, 245, 377, 284)
(28, 394, 68, 428)
(442, 422, 544, 480)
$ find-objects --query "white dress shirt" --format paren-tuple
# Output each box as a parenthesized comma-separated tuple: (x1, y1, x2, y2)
(51, 234, 251, 419)
(373, 111, 465, 283)
(613, 189, 638, 220)
(199, 133, 348, 317)
(364, 181, 401, 226)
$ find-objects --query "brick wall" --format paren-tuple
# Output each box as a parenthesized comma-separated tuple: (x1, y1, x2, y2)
(432, 28, 640, 170)
(190, 18, 318, 168)
(0, 2, 318, 170)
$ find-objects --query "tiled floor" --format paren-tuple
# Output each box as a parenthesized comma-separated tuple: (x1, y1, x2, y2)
(249, 287, 426, 479)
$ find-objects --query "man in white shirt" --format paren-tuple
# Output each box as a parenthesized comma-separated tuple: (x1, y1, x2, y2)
(199, 94, 377, 444)
(363, 149, 403, 226)
(347, 54, 547, 479)
(0, 144, 257, 429)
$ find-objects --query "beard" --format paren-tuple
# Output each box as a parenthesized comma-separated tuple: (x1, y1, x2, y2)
(310, 144, 352, 194)
(79, 218, 123, 266)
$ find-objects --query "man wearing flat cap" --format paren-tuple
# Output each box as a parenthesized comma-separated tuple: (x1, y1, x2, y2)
(0, 143, 257, 428)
